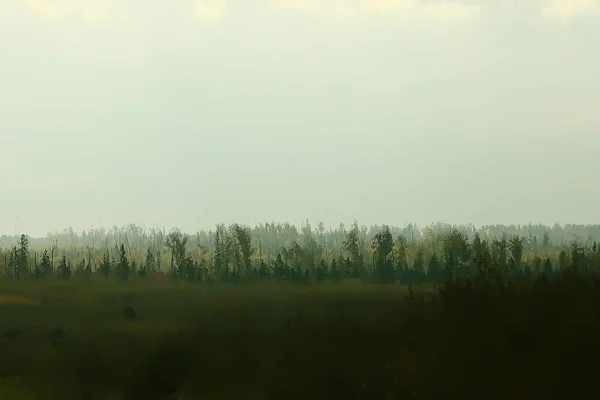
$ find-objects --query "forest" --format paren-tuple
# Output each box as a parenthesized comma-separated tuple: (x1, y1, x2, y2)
(2, 221, 600, 284)
(1, 221, 600, 399)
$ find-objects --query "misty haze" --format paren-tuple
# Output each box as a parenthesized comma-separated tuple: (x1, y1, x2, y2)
(0, 1, 599, 399)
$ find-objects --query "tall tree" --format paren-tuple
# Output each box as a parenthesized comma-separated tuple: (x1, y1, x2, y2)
(57, 255, 71, 280)
(393, 235, 409, 281)
(509, 235, 524, 273)
(330, 257, 340, 282)
(233, 224, 255, 278)
(427, 252, 444, 284)
(411, 248, 425, 284)
(442, 229, 470, 283)
(7, 246, 17, 279)
(343, 222, 361, 265)
(142, 246, 156, 276)
(166, 229, 188, 275)
(75, 258, 90, 279)
(116, 243, 130, 280)
(372, 225, 394, 283)
(36, 249, 52, 278)
(213, 225, 226, 282)
(16, 235, 29, 278)
(98, 250, 112, 277)
(272, 253, 288, 281)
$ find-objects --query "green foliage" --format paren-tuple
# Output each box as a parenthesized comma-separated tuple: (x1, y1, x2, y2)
(7, 235, 30, 279)
(3, 222, 600, 288)
(259, 259, 270, 278)
(57, 255, 71, 279)
(372, 225, 394, 283)
(509, 235, 524, 270)
(17, 235, 29, 277)
(233, 224, 254, 278)
(213, 226, 225, 282)
(330, 257, 339, 282)
(272, 253, 289, 281)
(7, 246, 17, 279)
(34, 249, 52, 278)
(342, 222, 361, 265)
(115, 244, 130, 281)
(74, 257, 91, 280)
(410, 249, 425, 284)
(98, 250, 112, 277)
(316, 259, 327, 283)
(144, 247, 156, 275)
(166, 229, 188, 277)
(427, 252, 443, 284)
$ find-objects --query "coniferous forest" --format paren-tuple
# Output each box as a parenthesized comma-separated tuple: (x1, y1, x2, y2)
(1, 221, 600, 399)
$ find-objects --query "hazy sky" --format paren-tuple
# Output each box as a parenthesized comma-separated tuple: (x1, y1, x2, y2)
(1, 0, 599, 237)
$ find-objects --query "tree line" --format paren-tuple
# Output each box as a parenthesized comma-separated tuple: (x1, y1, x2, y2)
(2, 222, 600, 285)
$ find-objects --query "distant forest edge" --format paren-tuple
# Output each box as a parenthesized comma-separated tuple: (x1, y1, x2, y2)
(1, 222, 600, 283)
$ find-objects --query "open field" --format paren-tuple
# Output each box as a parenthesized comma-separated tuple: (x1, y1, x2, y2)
(0, 279, 425, 399)
(1, 277, 599, 399)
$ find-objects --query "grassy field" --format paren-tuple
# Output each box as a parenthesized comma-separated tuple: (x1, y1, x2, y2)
(0, 278, 598, 399)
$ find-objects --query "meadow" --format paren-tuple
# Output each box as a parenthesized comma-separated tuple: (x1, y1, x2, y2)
(0, 278, 419, 399)
(1, 275, 599, 399)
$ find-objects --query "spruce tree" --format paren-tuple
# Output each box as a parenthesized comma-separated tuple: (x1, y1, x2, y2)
(330, 257, 339, 282)
(57, 255, 71, 280)
(372, 226, 394, 284)
(75, 258, 88, 279)
(144, 247, 156, 274)
(39, 249, 52, 278)
(7, 246, 17, 279)
(316, 259, 328, 283)
(98, 250, 112, 277)
(16, 235, 29, 278)
(427, 252, 443, 284)
(213, 227, 225, 282)
(234, 224, 254, 278)
(116, 243, 130, 281)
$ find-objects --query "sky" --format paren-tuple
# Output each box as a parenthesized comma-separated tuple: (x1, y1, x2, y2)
(1, 0, 599, 237)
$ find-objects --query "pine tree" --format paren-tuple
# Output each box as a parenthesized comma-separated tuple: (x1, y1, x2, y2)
(213, 227, 225, 282)
(85, 256, 92, 279)
(234, 224, 255, 278)
(115, 243, 130, 281)
(57, 255, 71, 280)
(259, 259, 270, 278)
(412, 249, 425, 284)
(75, 258, 88, 279)
(543, 258, 553, 280)
(343, 222, 361, 265)
(98, 250, 112, 277)
(509, 235, 524, 272)
(558, 250, 567, 273)
(16, 235, 29, 278)
(343, 257, 354, 279)
(39, 249, 52, 278)
(330, 257, 339, 282)
(372, 226, 394, 284)
(166, 229, 188, 277)
(7, 246, 17, 279)
(130, 260, 138, 278)
(144, 247, 156, 274)
(316, 259, 328, 283)
(272, 253, 288, 281)
(427, 252, 443, 284)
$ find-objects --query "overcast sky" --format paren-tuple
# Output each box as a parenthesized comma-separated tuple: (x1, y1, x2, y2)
(1, 0, 599, 237)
